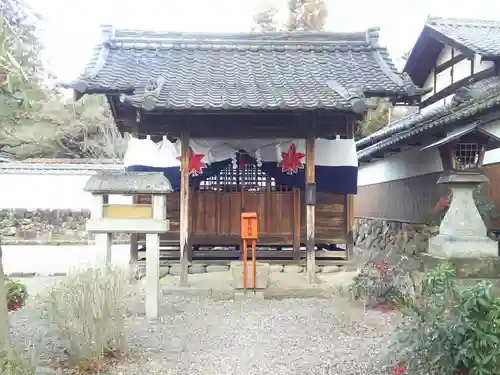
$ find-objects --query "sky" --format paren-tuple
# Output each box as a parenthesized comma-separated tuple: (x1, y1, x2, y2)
(28, 0, 500, 82)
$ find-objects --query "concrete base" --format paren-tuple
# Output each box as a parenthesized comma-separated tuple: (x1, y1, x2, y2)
(428, 233, 498, 258)
(230, 261, 270, 289)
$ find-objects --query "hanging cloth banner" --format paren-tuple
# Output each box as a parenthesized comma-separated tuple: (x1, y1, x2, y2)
(124, 137, 358, 194)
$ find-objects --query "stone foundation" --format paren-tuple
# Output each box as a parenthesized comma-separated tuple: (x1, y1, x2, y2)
(134, 263, 345, 279)
(354, 217, 438, 256)
(0, 208, 129, 244)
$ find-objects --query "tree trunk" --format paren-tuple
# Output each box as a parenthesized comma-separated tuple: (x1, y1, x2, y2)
(0, 240, 12, 349)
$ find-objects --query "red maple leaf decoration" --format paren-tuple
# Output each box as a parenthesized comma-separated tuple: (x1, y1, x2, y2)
(176, 147, 206, 176)
(279, 143, 305, 175)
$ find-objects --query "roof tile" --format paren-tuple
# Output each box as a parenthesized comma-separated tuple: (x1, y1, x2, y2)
(427, 17, 500, 57)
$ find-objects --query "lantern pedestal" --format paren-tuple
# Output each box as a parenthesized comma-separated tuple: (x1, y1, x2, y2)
(428, 171, 497, 258)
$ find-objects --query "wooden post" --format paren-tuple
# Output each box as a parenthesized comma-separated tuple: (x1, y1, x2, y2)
(346, 194, 355, 261)
(179, 132, 190, 286)
(346, 121, 355, 261)
(292, 188, 301, 260)
(305, 135, 316, 283)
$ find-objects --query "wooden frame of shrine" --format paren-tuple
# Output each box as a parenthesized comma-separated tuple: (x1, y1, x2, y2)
(64, 26, 423, 284)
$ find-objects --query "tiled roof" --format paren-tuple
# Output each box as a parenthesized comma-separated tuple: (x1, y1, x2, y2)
(356, 76, 500, 161)
(427, 17, 500, 57)
(64, 26, 423, 112)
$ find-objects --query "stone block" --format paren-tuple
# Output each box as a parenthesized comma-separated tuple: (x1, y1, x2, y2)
(283, 264, 303, 273)
(421, 253, 500, 279)
(189, 264, 206, 274)
(321, 265, 343, 273)
(269, 264, 284, 273)
(205, 265, 229, 273)
(230, 261, 270, 289)
(429, 233, 498, 258)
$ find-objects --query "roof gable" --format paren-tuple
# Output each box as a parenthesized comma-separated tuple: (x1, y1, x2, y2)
(404, 17, 500, 87)
(64, 26, 422, 112)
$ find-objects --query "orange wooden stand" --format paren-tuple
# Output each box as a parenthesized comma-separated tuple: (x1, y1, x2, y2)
(241, 212, 258, 291)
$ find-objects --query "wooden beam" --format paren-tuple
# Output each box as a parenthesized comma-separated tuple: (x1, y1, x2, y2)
(420, 66, 497, 109)
(305, 134, 316, 283)
(134, 111, 352, 139)
(179, 132, 190, 286)
(293, 188, 301, 260)
(435, 53, 468, 74)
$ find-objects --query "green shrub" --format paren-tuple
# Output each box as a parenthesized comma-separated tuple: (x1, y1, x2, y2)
(0, 347, 36, 375)
(349, 248, 418, 310)
(39, 266, 129, 372)
(5, 279, 28, 312)
(386, 263, 500, 375)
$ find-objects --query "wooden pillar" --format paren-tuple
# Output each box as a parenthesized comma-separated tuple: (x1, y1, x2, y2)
(292, 188, 301, 260)
(91, 193, 112, 266)
(179, 132, 190, 286)
(305, 135, 316, 283)
(346, 121, 355, 261)
(346, 194, 354, 261)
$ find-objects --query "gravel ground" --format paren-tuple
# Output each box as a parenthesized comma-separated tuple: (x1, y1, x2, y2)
(9, 280, 398, 375)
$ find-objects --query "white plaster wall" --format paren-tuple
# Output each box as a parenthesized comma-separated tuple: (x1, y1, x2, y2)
(421, 45, 493, 110)
(0, 172, 132, 209)
(359, 139, 500, 187)
(358, 147, 443, 186)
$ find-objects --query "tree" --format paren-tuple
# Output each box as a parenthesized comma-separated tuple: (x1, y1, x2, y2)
(252, 0, 279, 32)
(0, 0, 42, 348)
(285, 0, 328, 31)
(1, 94, 126, 160)
(0, 241, 10, 349)
(356, 98, 391, 139)
(253, 0, 328, 33)
(0, 0, 124, 161)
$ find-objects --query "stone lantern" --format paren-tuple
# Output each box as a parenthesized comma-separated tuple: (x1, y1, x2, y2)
(424, 123, 499, 258)
(421, 122, 500, 286)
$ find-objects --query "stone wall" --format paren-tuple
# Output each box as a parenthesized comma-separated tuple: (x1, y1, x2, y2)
(0, 208, 129, 244)
(353, 217, 438, 256)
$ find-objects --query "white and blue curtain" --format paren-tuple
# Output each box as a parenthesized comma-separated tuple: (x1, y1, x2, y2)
(124, 136, 358, 194)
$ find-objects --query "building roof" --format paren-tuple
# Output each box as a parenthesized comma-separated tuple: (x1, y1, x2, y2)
(404, 17, 500, 87)
(64, 26, 423, 112)
(427, 17, 500, 57)
(356, 76, 500, 162)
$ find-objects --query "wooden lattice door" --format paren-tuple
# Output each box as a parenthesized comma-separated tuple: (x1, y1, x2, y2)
(196, 162, 294, 243)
